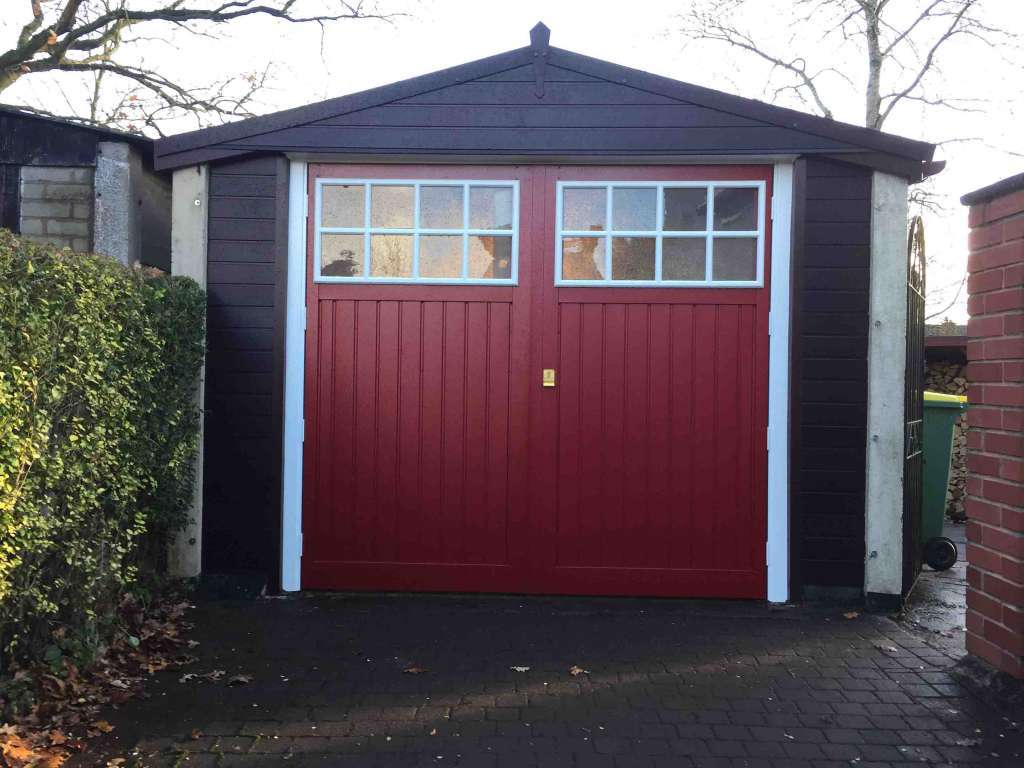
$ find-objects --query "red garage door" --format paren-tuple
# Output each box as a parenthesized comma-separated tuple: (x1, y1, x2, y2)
(302, 164, 770, 598)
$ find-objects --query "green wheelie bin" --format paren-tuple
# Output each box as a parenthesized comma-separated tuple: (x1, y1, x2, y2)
(921, 391, 968, 570)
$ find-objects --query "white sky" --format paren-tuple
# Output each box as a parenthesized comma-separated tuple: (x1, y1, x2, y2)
(7, 0, 1023, 322)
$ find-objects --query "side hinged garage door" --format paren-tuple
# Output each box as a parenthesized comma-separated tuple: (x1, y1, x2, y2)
(301, 164, 771, 598)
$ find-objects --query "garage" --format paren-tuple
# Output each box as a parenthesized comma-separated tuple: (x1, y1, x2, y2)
(155, 24, 939, 603)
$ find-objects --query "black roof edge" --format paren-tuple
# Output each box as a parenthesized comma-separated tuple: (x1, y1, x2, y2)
(0, 103, 153, 149)
(961, 172, 1024, 206)
(153, 39, 936, 172)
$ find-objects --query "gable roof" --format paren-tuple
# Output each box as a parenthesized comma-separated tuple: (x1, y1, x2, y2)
(154, 23, 936, 178)
(1, 104, 154, 150)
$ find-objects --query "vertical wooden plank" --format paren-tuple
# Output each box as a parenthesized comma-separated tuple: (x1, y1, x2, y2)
(714, 305, 741, 569)
(441, 301, 467, 563)
(691, 305, 717, 571)
(602, 303, 627, 568)
(646, 303, 672, 569)
(486, 302, 512, 565)
(419, 301, 444, 563)
(555, 303, 582, 566)
(623, 303, 650, 567)
(374, 300, 401, 562)
(737, 304, 757, 571)
(668, 304, 695, 569)
(351, 299, 379, 562)
(396, 300, 422, 562)
(576, 303, 606, 566)
(463, 301, 490, 563)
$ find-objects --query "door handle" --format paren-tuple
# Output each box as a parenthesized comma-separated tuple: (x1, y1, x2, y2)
(542, 368, 556, 388)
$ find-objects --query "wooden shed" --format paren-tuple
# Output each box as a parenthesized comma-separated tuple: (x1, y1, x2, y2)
(156, 24, 939, 605)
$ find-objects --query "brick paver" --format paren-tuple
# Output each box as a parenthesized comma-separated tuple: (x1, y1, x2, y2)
(74, 596, 1023, 767)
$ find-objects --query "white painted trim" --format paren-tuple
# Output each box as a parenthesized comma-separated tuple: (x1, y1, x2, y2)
(554, 180, 767, 287)
(312, 178, 519, 284)
(281, 160, 307, 592)
(767, 162, 793, 603)
(864, 171, 910, 598)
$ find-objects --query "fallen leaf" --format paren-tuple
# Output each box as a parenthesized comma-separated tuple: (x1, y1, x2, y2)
(843, 611, 860, 620)
(48, 731, 68, 746)
(227, 674, 253, 686)
(92, 721, 114, 734)
(510, 666, 530, 673)
(403, 666, 428, 675)
(569, 665, 589, 676)
(190, 729, 204, 741)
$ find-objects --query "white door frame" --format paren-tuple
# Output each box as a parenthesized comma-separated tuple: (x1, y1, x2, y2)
(280, 159, 794, 601)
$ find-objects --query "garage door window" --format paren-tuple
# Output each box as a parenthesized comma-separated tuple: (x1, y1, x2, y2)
(557, 181, 765, 286)
(316, 180, 518, 283)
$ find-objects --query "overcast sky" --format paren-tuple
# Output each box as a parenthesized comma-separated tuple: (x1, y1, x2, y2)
(7, 0, 1023, 321)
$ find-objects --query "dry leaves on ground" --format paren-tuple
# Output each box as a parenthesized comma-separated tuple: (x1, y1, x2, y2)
(0, 597, 195, 768)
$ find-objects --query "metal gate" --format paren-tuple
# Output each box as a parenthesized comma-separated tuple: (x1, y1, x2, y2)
(902, 216, 926, 594)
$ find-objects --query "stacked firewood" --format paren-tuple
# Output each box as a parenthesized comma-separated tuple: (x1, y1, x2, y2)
(925, 360, 968, 522)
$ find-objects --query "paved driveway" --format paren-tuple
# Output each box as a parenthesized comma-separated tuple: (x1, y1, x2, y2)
(77, 595, 1021, 767)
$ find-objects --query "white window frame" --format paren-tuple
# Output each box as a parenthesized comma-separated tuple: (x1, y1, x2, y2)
(555, 180, 766, 287)
(313, 178, 519, 285)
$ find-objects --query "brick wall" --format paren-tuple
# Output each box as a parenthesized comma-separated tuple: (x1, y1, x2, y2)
(19, 166, 93, 251)
(963, 175, 1024, 678)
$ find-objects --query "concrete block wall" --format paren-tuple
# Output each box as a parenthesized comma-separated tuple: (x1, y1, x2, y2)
(963, 175, 1024, 678)
(19, 166, 94, 251)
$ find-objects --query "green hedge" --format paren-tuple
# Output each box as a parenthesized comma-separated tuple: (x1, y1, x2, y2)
(0, 230, 205, 672)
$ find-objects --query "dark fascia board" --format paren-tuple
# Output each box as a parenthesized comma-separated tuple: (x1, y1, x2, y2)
(0, 104, 153, 149)
(154, 43, 936, 171)
(961, 171, 1024, 205)
(155, 46, 532, 163)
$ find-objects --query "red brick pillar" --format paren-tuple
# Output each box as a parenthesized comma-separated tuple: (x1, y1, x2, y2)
(962, 173, 1024, 678)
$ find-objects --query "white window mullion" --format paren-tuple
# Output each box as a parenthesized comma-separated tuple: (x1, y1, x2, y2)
(605, 186, 613, 281)
(462, 182, 470, 279)
(704, 184, 714, 284)
(654, 183, 664, 282)
(412, 182, 421, 279)
(363, 184, 372, 277)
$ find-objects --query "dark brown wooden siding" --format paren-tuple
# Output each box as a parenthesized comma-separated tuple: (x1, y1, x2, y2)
(204, 155, 287, 583)
(791, 157, 872, 592)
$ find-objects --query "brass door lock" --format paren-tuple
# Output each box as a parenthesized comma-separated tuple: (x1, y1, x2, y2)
(542, 368, 556, 388)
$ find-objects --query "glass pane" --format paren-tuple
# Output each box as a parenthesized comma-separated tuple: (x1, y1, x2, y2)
(664, 187, 707, 231)
(712, 238, 757, 281)
(321, 233, 364, 277)
(612, 187, 656, 231)
(713, 187, 758, 231)
(371, 185, 414, 228)
(663, 237, 706, 281)
(468, 235, 512, 279)
(561, 237, 606, 280)
(322, 184, 364, 228)
(611, 237, 655, 280)
(562, 188, 605, 232)
(370, 234, 413, 277)
(420, 185, 463, 229)
(420, 235, 463, 278)
(469, 186, 513, 229)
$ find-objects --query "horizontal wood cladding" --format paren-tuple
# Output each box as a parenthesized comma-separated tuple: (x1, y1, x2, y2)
(204, 155, 286, 580)
(793, 157, 872, 591)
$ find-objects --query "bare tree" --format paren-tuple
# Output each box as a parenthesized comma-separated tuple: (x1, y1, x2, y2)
(0, 1, 396, 134)
(678, 0, 1006, 132)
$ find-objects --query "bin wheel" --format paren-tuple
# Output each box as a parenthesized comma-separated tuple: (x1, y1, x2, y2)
(924, 537, 958, 571)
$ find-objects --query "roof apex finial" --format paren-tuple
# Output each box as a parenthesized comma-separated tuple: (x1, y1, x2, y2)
(530, 22, 550, 53)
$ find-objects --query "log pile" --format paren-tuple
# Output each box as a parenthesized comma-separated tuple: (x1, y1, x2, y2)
(925, 359, 968, 522)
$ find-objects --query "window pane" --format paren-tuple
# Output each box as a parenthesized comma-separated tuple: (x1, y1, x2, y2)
(420, 185, 463, 229)
(561, 237, 606, 280)
(371, 185, 414, 228)
(713, 187, 758, 231)
(469, 186, 513, 229)
(370, 234, 413, 277)
(321, 233, 364, 277)
(663, 237, 706, 281)
(611, 237, 655, 280)
(612, 187, 656, 231)
(712, 238, 757, 281)
(420, 235, 463, 278)
(664, 188, 707, 231)
(562, 188, 605, 232)
(468, 235, 512, 279)
(322, 184, 364, 228)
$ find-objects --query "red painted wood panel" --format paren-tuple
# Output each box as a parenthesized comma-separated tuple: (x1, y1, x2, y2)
(302, 163, 770, 598)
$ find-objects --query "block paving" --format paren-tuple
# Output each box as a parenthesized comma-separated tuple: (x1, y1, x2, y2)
(73, 595, 1023, 767)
